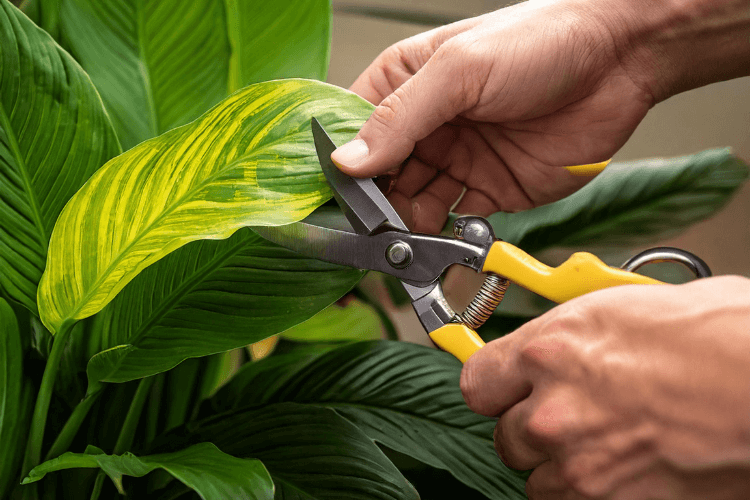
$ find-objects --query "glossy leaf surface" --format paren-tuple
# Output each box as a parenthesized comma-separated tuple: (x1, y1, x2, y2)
(489, 148, 749, 252)
(208, 341, 527, 499)
(79, 229, 362, 383)
(58, 0, 331, 149)
(0, 1, 119, 314)
(23, 442, 274, 499)
(161, 403, 419, 500)
(38, 79, 373, 334)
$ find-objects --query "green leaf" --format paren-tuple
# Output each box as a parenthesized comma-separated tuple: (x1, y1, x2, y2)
(23, 442, 274, 499)
(160, 403, 419, 500)
(58, 0, 331, 149)
(0, 298, 30, 497)
(0, 0, 120, 315)
(281, 299, 383, 342)
(37, 79, 373, 334)
(77, 228, 362, 383)
(209, 341, 527, 499)
(488, 148, 749, 252)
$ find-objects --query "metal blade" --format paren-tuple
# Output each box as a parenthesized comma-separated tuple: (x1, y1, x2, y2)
(252, 207, 488, 287)
(252, 211, 365, 270)
(312, 117, 407, 234)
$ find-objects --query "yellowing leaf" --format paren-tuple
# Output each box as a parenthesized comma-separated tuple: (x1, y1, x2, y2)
(38, 79, 374, 333)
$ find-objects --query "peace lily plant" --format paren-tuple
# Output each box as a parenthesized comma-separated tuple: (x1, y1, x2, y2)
(0, 0, 746, 498)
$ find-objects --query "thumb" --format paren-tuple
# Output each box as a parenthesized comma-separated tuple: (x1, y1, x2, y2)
(332, 46, 471, 178)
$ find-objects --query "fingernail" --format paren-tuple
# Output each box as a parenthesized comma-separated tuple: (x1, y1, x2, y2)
(331, 139, 369, 168)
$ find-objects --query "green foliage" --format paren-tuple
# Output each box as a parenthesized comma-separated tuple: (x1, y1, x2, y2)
(205, 341, 528, 499)
(0, 0, 120, 315)
(37, 79, 372, 334)
(0, 299, 32, 497)
(1, 0, 747, 498)
(77, 229, 363, 384)
(24, 442, 274, 499)
(280, 300, 383, 342)
(57, 0, 331, 149)
(159, 403, 420, 500)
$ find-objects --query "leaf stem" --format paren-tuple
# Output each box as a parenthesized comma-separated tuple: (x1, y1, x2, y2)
(113, 376, 154, 455)
(89, 472, 106, 500)
(22, 320, 75, 476)
(44, 388, 104, 461)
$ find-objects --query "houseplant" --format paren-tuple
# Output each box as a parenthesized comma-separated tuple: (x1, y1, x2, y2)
(1, 0, 747, 498)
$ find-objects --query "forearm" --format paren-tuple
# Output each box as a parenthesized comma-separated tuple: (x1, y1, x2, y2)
(588, 0, 750, 102)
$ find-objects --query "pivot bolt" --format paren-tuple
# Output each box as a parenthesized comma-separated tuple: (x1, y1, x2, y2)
(386, 241, 412, 269)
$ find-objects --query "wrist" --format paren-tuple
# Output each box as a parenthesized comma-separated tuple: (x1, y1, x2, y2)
(586, 0, 750, 103)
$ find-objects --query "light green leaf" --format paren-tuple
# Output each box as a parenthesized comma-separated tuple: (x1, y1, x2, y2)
(58, 0, 331, 149)
(489, 148, 749, 252)
(23, 442, 274, 499)
(74, 228, 363, 383)
(281, 299, 383, 342)
(209, 341, 527, 499)
(0, 298, 30, 497)
(160, 403, 419, 500)
(37, 79, 373, 334)
(0, 0, 120, 315)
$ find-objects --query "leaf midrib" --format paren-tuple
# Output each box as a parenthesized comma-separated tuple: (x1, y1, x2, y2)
(124, 234, 250, 348)
(0, 99, 48, 249)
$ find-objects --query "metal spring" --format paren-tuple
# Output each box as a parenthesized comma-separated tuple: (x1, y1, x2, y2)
(458, 274, 509, 329)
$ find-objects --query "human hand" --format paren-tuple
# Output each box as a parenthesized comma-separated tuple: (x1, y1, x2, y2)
(332, 0, 750, 234)
(460, 276, 750, 499)
(331, 0, 656, 233)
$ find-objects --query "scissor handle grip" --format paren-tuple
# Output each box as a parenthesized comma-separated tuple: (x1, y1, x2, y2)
(563, 159, 611, 176)
(482, 241, 662, 303)
(429, 323, 485, 363)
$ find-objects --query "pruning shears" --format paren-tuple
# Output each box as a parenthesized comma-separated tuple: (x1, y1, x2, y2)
(254, 118, 711, 363)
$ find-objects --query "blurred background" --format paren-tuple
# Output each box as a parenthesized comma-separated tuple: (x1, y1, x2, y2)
(326, 0, 750, 345)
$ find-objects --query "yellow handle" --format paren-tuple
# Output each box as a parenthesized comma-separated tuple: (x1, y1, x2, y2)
(563, 159, 610, 176)
(429, 323, 485, 363)
(482, 241, 661, 303)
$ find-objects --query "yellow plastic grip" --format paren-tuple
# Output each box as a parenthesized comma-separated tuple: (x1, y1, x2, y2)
(563, 159, 610, 176)
(482, 241, 662, 303)
(429, 323, 486, 363)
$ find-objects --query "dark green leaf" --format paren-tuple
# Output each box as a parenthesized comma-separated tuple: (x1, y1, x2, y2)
(58, 0, 331, 149)
(488, 148, 749, 252)
(0, 0, 119, 314)
(75, 229, 362, 384)
(23, 442, 274, 499)
(162, 403, 419, 500)
(208, 341, 527, 499)
(0, 298, 32, 497)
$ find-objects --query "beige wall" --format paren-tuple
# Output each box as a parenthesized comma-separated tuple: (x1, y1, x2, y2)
(328, 5, 750, 278)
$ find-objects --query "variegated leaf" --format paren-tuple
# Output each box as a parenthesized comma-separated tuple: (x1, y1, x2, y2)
(38, 79, 374, 333)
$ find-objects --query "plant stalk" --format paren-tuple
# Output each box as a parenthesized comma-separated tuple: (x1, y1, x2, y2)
(89, 472, 106, 500)
(44, 388, 104, 461)
(113, 376, 154, 454)
(22, 320, 75, 477)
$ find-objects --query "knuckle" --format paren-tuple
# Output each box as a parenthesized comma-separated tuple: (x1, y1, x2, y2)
(525, 407, 565, 446)
(370, 91, 404, 128)
(561, 462, 601, 499)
